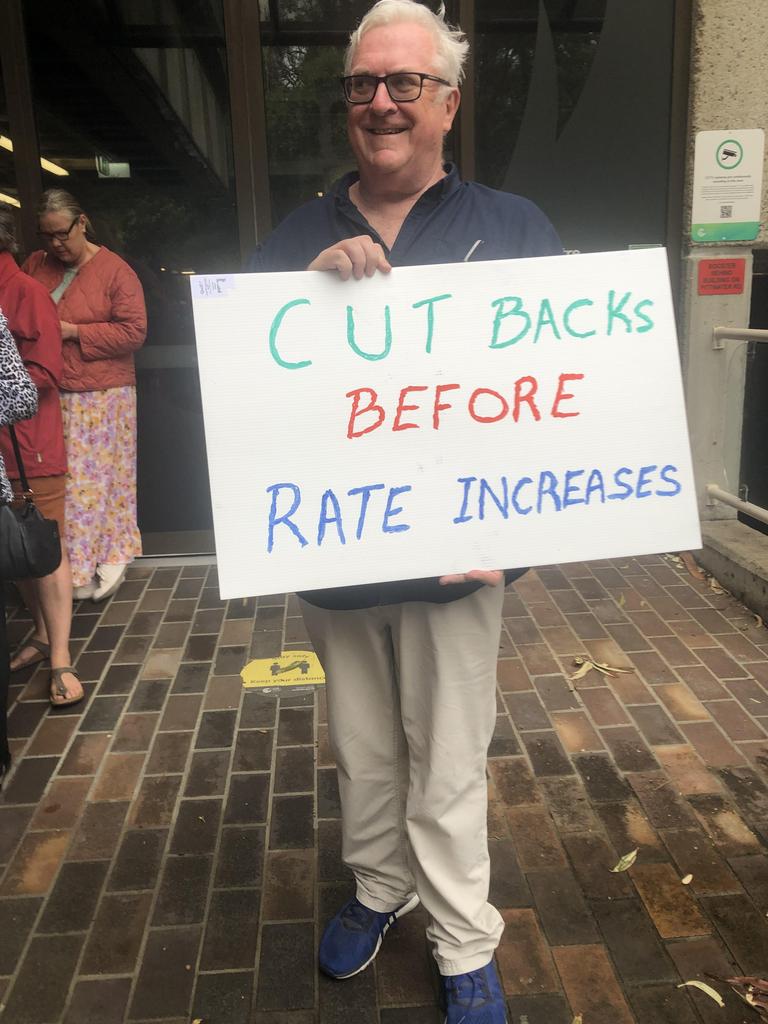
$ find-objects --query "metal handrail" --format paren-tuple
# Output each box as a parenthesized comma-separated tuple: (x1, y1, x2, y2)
(707, 326, 768, 521)
(712, 325, 768, 349)
(706, 485, 768, 526)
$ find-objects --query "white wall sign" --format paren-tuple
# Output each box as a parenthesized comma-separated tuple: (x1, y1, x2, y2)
(191, 249, 701, 599)
(692, 128, 764, 241)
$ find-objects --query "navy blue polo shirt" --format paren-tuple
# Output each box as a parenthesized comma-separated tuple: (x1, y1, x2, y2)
(248, 164, 562, 610)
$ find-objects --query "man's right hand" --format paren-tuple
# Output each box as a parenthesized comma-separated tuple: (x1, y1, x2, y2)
(307, 236, 391, 280)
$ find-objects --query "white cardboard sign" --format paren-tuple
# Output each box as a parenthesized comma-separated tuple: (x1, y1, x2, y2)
(191, 249, 701, 599)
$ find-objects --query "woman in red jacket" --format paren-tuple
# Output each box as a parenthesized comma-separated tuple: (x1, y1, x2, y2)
(25, 189, 147, 602)
(0, 205, 82, 706)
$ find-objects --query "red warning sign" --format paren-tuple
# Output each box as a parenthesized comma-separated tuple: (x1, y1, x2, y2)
(698, 258, 746, 295)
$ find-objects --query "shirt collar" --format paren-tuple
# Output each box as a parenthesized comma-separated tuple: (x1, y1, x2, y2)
(332, 162, 461, 212)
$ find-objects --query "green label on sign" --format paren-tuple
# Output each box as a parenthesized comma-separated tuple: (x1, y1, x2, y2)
(691, 221, 760, 242)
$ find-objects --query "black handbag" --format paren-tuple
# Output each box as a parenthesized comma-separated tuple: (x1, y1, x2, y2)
(0, 426, 62, 579)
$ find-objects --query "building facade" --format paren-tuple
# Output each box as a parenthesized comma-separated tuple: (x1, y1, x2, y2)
(0, 0, 764, 590)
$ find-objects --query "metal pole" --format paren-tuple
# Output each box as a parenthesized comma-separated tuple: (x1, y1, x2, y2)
(706, 484, 768, 527)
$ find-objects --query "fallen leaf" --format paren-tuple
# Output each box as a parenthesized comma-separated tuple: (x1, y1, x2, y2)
(610, 848, 638, 872)
(707, 575, 726, 595)
(592, 660, 634, 677)
(677, 980, 725, 1006)
(756, 614, 765, 628)
(679, 551, 706, 580)
(568, 658, 595, 681)
(572, 1016, 583, 1024)
(197, 816, 206, 823)
(681, 873, 693, 885)
(618, 593, 626, 607)
(708, 975, 768, 1017)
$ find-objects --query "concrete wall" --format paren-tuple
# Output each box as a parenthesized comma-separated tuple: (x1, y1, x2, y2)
(680, 0, 768, 521)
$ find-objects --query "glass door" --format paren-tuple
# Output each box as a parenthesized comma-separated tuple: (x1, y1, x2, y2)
(23, 0, 241, 554)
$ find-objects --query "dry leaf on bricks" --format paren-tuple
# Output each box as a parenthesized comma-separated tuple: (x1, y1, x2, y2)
(610, 848, 638, 872)
(677, 981, 724, 1007)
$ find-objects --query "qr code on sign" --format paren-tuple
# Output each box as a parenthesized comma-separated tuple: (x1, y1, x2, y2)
(720, 204, 733, 219)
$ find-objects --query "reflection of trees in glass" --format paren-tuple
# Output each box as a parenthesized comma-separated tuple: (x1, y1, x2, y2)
(264, 44, 352, 220)
(475, 29, 601, 189)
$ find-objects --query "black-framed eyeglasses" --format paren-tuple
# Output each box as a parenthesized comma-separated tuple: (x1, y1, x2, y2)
(341, 72, 452, 104)
(37, 215, 80, 243)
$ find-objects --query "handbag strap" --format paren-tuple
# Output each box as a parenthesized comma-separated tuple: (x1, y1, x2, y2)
(8, 425, 32, 501)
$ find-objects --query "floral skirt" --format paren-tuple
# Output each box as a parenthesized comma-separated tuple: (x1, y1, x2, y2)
(61, 386, 142, 587)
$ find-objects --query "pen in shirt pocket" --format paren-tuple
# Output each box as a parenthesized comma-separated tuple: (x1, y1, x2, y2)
(463, 239, 484, 262)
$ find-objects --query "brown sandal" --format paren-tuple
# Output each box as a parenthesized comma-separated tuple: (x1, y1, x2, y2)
(49, 667, 84, 708)
(11, 638, 51, 672)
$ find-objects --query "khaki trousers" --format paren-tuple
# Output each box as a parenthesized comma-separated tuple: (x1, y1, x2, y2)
(300, 584, 505, 975)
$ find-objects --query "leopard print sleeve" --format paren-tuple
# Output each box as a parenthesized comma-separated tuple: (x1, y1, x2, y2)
(0, 308, 39, 502)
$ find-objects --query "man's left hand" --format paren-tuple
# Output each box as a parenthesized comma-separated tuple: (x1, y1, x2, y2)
(439, 569, 504, 587)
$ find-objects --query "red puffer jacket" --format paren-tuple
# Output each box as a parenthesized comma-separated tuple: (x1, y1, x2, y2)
(0, 251, 66, 477)
(23, 247, 147, 392)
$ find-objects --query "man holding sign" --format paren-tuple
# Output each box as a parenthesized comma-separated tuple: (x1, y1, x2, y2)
(249, 2, 561, 1020)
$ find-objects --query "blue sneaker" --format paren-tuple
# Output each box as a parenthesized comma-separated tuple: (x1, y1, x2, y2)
(319, 894, 419, 978)
(441, 961, 508, 1023)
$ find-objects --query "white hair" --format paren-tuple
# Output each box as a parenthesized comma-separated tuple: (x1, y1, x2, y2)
(344, 0, 469, 86)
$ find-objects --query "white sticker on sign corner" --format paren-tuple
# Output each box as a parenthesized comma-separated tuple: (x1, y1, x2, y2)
(191, 274, 235, 299)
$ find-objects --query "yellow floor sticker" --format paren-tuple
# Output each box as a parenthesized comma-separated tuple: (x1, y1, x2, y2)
(241, 649, 325, 689)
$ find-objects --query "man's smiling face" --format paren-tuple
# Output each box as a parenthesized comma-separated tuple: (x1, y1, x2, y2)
(346, 22, 459, 193)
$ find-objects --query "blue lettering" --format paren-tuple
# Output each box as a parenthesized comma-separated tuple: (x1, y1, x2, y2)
(266, 482, 308, 552)
(347, 483, 386, 540)
(382, 486, 412, 533)
(479, 477, 509, 520)
(656, 464, 682, 497)
(453, 476, 476, 523)
(511, 477, 533, 516)
(607, 467, 634, 500)
(537, 471, 562, 513)
(636, 464, 657, 499)
(563, 469, 585, 507)
(317, 489, 346, 546)
(584, 469, 606, 504)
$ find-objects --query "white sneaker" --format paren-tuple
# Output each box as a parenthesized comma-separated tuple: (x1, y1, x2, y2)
(73, 578, 98, 601)
(92, 563, 128, 603)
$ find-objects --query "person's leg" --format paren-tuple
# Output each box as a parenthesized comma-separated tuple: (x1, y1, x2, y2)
(36, 552, 80, 703)
(393, 584, 505, 976)
(8, 476, 80, 701)
(91, 386, 141, 602)
(299, 598, 416, 910)
(9, 577, 48, 670)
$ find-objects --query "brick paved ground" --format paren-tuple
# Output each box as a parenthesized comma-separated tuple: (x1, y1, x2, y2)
(2, 555, 768, 1023)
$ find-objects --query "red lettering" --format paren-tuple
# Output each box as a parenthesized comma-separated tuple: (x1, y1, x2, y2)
(551, 372, 584, 418)
(468, 387, 509, 423)
(513, 376, 541, 422)
(393, 385, 428, 432)
(346, 387, 385, 438)
(433, 383, 461, 429)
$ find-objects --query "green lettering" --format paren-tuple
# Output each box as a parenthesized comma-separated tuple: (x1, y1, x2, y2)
(269, 298, 312, 370)
(533, 298, 562, 343)
(563, 298, 596, 339)
(489, 296, 531, 349)
(607, 290, 633, 335)
(412, 293, 452, 354)
(634, 298, 655, 333)
(346, 304, 392, 361)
